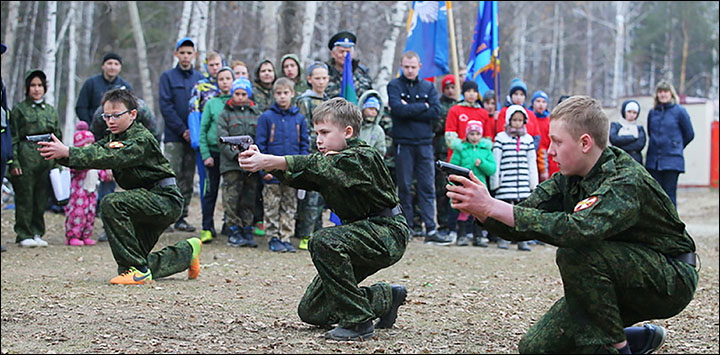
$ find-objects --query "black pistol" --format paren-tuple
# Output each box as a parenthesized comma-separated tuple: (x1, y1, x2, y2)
(219, 135, 254, 151)
(436, 160, 471, 181)
(25, 133, 53, 142)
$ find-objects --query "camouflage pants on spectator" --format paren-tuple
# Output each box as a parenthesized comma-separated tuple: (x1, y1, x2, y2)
(221, 170, 257, 228)
(164, 142, 195, 219)
(262, 183, 297, 243)
(295, 190, 325, 239)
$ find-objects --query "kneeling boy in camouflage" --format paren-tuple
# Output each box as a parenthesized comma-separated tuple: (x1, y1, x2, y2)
(38, 89, 201, 285)
(239, 97, 410, 340)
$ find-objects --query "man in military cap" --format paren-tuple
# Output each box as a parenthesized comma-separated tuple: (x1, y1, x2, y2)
(325, 30, 373, 99)
(38, 89, 202, 285)
(446, 96, 698, 354)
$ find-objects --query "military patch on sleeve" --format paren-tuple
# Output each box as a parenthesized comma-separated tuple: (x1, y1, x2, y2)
(108, 141, 125, 149)
(574, 196, 599, 212)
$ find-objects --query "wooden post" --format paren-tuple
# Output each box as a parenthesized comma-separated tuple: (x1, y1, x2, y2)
(447, 1, 461, 101)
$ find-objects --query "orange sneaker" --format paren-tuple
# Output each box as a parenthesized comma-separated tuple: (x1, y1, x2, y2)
(110, 267, 153, 285)
(187, 237, 202, 279)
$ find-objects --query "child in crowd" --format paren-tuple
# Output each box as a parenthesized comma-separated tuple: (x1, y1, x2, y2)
(279, 53, 309, 100)
(295, 61, 331, 250)
(531, 90, 558, 182)
(239, 97, 410, 341)
(444, 80, 489, 162)
(610, 99, 646, 165)
(358, 92, 387, 156)
(231, 60, 249, 81)
(64, 121, 108, 246)
(481, 90, 498, 141)
(198, 66, 235, 243)
(256, 77, 309, 253)
(490, 105, 538, 251)
(449, 120, 495, 247)
(217, 77, 263, 247)
(497, 78, 540, 150)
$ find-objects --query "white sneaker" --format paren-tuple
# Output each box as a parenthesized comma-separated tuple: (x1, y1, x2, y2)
(33, 235, 49, 247)
(19, 238, 38, 248)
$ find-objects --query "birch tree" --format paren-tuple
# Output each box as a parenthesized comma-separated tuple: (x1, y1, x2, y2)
(43, 1, 58, 107)
(612, 1, 627, 105)
(80, 2, 95, 73)
(548, 3, 559, 93)
(63, 2, 79, 145)
(260, 2, 280, 62)
(375, 1, 409, 104)
(207, 1, 217, 52)
(1, 1, 20, 78)
(128, 1, 155, 115)
(299, 1, 318, 65)
(173, 1, 193, 67)
(191, 1, 210, 64)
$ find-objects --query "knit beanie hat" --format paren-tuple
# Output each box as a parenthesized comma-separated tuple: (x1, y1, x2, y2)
(509, 78, 527, 96)
(461, 80, 479, 94)
(363, 97, 381, 111)
(465, 120, 483, 136)
(441, 74, 456, 92)
(483, 90, 496, 103)
(621, 99, 641, 119)
(74, 121, 95, 147)
(531, 90, 549, 105)
(103, 52, 122, 65)
(231, 77, 253, 98)
(217, 66, 235, 80)
(505, 104, 528, 124)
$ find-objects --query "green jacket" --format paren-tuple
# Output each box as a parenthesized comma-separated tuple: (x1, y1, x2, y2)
(10, 98, 62, 171)
(58, 120, 175, 190)
(277, 138, 399, 223)
(216, 100, 263, 174)
(484, 146, 696, 256)
(279, 53, 310, 100)
(449, 138, 495, 186)
(199, 93, 230, 160)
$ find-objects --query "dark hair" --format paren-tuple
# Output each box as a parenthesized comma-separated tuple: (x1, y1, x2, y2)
(100, 88, 138, 112)
(25, 70, 47, 97)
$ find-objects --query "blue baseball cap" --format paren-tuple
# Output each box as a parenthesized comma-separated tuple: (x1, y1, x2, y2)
(175, 37, 195, 51)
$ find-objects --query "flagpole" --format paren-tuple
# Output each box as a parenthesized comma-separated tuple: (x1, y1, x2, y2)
(446, 1, 461, 101)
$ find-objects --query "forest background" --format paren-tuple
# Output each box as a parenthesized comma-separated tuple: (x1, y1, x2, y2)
(1, 1, 719, 143)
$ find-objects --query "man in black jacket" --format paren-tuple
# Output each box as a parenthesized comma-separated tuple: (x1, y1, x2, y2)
(75, 53, 134, 124)
(387, 51, 449, 245)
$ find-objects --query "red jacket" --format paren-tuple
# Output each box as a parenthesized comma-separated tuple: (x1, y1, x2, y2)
(444, 103, 488, 161)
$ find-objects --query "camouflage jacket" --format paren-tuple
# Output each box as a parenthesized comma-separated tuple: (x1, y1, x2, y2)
(434, 95, 457, 159)
(10, 98, 62, 170)
(296, 89, 329, 153)
(276, 138, 399, 223)
(484, 146, 696, 256)
(216, 100, 263, 174)
(325, 58, 373, 99)
(252, 83, 274, 113)
(58, 120, 175, 190)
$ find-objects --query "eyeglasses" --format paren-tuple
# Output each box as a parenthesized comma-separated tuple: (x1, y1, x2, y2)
(101, 109, 132, 121)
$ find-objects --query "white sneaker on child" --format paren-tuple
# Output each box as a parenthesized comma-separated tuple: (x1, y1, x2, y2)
(33, 235, 49, 247)
(19, 238, 38, 248)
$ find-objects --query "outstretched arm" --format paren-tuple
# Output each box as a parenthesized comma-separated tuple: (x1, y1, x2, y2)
(238, 145, 288, 172)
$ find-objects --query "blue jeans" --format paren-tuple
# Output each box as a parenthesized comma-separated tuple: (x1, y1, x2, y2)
(395, 143, 436, 232)
(647, 169, 680, 206)
(201, 150, 221, 232)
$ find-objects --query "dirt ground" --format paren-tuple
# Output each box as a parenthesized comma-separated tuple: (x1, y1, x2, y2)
(1, 187, 718, 354)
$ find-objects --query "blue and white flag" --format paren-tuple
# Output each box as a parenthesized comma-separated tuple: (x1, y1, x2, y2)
(404, 1, 450, 79)
(466, 1, 499, 97)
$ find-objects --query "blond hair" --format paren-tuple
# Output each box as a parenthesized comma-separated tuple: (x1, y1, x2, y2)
(653, 80, 679, 108)
(312, 98, 362, 137)
(549, 95, 609, 149)
(273, 77, 295, 93)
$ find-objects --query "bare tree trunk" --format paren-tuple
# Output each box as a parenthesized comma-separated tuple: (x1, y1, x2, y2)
(375, 1, 409, 104)
(128, 1, 155, 115)
(679, 19, 689, 93)
(612, 2, 626, 105)
(43, 1, 58, 107)
(663, 18, 676, 82)
(558, 14, 565, 94)
(299, 1, 318, 64)
(649, 43, 656, 92)
(63, 2, 79, 146)
(548, 3, 559, 94)
(1, 1, 21, 78)
(173, 1, 193, 67)
(586, 3, 593, 96)
(81, 2, 95, 73)
(55, 40, 64, 112)
(518, 12, 527, 79)
(711, 47, 719, 100)
(261, 1, 280, 61)
(207, 1, 217, 52)
(27, 1, 40, 67)
(193, 1, 210, 64)
(278, 1, 302, 60)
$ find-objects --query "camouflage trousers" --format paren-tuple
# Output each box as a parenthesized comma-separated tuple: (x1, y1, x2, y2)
(99, 185, 192, 279)
(297, 215, 410, 328)
(10, 164, 51, 241)
(164, 141, 195, 218)
(221, 170, 257, 228)
(295, 190, 325, 239)
(518, 242, 698, 354)
(262, 183, 297, 243)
